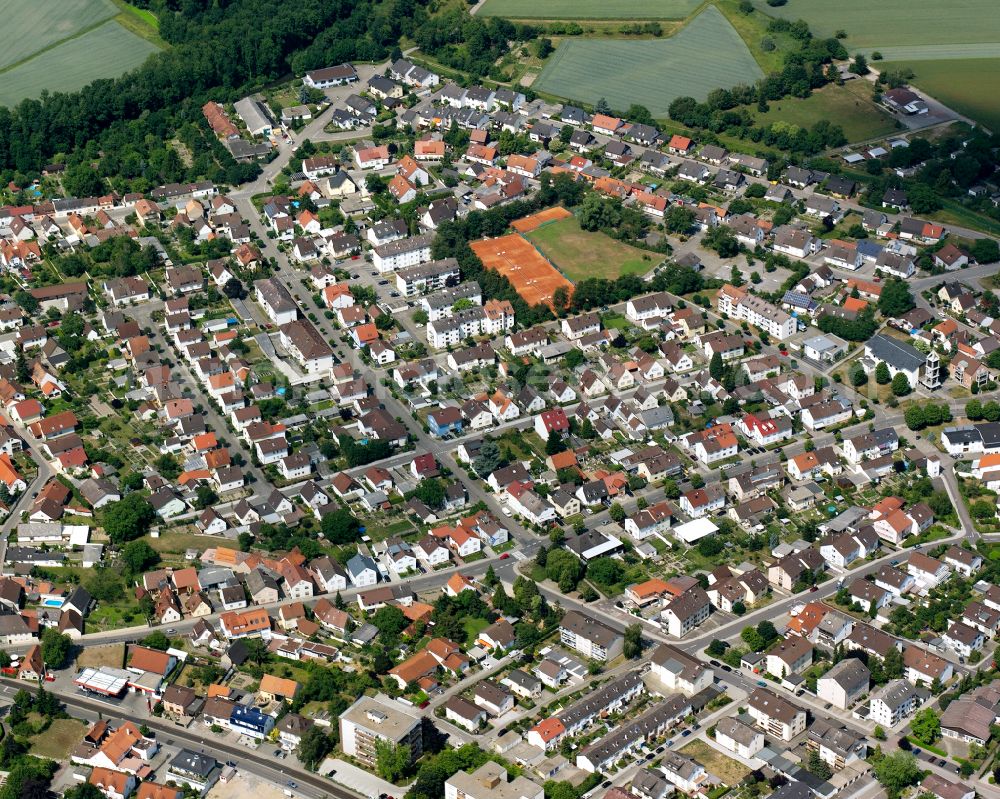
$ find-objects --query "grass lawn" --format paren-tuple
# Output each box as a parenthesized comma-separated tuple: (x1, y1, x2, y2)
(755, 80, 900, 144)
(146, 531, 231, 557)
(717, 0, 793, 74)
(680, 739, 751, 784)
(29, 718, 87, 760)
(76, 642, 126, 669)
(932, 198, 1000, 239)
(478, 0, 699, 19)
(364, 519, 415, 541)
(602, 312, 631, 330)
(878, 58, 1000, 136)
(533, 6, 763, 116)
(526, 217, 658, 283)
(0, 19, 159, 106)
(903, 526, 952, 548)
(110, 0, 166, 47)
(88, 601, 142, 632)
(463, 617, 489, 646)
(753, 0, 1000, 50)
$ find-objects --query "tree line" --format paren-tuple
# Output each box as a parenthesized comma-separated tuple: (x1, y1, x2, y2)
(666, 19, 850, 155)
(0, 0, 433, 186)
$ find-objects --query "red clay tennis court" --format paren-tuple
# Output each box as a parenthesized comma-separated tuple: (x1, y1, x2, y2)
(471, 233, 573, 308)
(510, 205, 572, 233)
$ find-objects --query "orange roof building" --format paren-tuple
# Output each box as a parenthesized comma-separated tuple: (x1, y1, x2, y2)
(625, 578, 671, 605)
(388, 650, 439, 688)
(136, 783, 183, 799)
(786, 601, 828, 637)
(258, 673, 300, 701)
(128, 645, 173, 675)
(445, 573, 476, 596)
(219, 608, 270, 638)
(528, 717, 566, 749)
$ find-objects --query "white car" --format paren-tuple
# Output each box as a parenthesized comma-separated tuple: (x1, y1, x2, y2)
(501, 506, 512, 517)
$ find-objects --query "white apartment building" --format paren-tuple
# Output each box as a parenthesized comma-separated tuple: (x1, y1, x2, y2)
(714, 717, 764, 759)
(373, 234, 434, 273)
(559, 610, 623, 662)
(717, 284, 796, 340)
(396, 258, 461, 297)
(869, 680, 924, 728)
(445, 762, 543, 799)
(747, 689, 806, 741)
(425, 300, 514, 348)
(338, 694, 422, 769)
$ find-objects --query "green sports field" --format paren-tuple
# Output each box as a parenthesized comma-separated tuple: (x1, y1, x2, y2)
(878, 58, 1000, 132)
(755, 0, 1000, 49)
(525, 216, 655, 282)
(0, 20, 158, 107)
(534, 6, 763, 116)
(477, 0, 700, 19)
(0, 0, 119, 70)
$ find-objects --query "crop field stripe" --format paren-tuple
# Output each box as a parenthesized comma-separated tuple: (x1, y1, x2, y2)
(534, 6, 762, 117)
(858, 43, 1000, 61)
(0, 0, 119, 71)
(753, 0, 1000, 49)
(0, 20, 159, 107)
(0, 13, 125, 78)
(477, 0, 701, 20)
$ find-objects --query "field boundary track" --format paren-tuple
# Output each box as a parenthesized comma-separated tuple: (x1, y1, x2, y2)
(0, 0, 118, 71)
(857, 43, 1000, 61)
(477, 0, 700, 20)
(752, 0, 1000, 49)
(533, 5, 763, 116)
(0, 20, 159, 107)
(0, 11, 119, 78)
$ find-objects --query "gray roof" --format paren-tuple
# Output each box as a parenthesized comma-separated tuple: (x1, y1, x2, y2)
(559, 671, 642, 730)
(716, 716, 760, 746)
(819, 658, 870, 694)
(170, 748, 218, 778)
(233, 97, 271, 133)
(347, 553, 377, 579)
(866, 333, 925, 371)
(872, 678, 925, 711)
(560, 610, 621, 648)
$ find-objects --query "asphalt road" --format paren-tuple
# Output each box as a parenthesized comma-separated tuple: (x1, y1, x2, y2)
(9, 678, 355, 799)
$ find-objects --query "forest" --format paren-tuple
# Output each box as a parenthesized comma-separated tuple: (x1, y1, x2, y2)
(0, 0, 434, 189)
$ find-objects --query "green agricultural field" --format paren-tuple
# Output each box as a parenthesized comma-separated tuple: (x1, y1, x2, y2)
(0, 20, 158, 107)
(477, 0, 699, 19)
(525, 217, 656, 282)
(755, 79, 899, 143)
(0, 0, 118, 70)
(533, 6, 763, 116)
(755, 0, 1000, 49)
(878, 58, 1000, 132)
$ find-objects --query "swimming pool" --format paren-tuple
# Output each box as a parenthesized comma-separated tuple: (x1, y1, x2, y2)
(41, 598, 63, 608)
